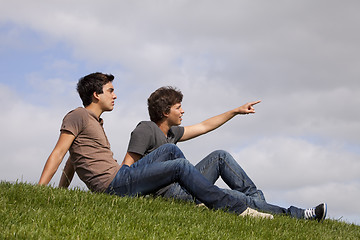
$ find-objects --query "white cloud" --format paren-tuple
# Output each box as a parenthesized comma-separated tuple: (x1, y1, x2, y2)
(1, 0, 359, 225)
(232, 137, 359, 188)
(0, 81, 78, 184)
(0, 84, 57, 182)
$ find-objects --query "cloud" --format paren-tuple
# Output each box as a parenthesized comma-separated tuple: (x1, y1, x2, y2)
(232, 137, 359, 188)
(1, 0, 359, 225)
(0, 76, 80, 183)
(0, 84, 58, 182)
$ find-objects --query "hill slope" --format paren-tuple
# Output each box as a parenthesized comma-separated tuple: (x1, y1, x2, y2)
(1, 182, 359, 239)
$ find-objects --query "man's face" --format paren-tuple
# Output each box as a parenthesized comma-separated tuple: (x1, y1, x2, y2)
(165, 102, 184, 126)
(98, 82, 117, 112)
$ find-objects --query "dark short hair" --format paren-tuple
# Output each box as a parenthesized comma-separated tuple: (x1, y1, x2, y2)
(147, 86, 183, 123)
(77, 72, 114, 107)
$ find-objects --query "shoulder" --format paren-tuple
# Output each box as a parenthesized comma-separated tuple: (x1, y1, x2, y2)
(64, 107, 88, 119)
(138, 121, 157, 128)
(133, 121, 157, 132)
(171, 125, 184, 131)
(171, 125, 184, 135)
(168, 126, 184, 143)
(61, 107, 89, 134)
(130, 121, 161, 142)
(128, 121, 158, 154)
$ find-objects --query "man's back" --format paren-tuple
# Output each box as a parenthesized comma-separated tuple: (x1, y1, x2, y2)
(61, 107, 120, 192)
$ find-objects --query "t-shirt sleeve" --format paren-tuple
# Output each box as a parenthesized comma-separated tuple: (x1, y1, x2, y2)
(127, 122, 154, 156)
(60, 108, 87, 136)
(171, 126, 185, 143)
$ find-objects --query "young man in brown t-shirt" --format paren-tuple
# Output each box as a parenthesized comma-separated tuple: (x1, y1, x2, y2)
(39, 72, 273, 219)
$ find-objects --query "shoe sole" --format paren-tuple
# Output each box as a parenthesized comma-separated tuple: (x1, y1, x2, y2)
(319, 203, 327, 222)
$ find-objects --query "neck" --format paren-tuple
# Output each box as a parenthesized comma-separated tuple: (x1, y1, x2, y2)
(156, 119, 171, 137)
(85, 104, 103, 119)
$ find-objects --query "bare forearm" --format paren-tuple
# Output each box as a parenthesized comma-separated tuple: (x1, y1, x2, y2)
(39, 154, 62, 185)
(39, 132, 75, 186)
(122, 152, 141, 167)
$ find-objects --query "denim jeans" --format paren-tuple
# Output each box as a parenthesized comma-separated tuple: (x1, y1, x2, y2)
(106, 144, 247, 214)
(159, 150, 304, 219)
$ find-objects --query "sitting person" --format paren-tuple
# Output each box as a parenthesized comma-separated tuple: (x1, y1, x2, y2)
(121, 86, 327, 221)
(40, 72, 273, 219)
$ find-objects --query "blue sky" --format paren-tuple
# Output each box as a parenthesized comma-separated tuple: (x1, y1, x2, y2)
(1, 0, 359, 225)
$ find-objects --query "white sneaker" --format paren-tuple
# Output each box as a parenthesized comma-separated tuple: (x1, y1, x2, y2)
(240, 207, 274, 219)
(196, 203, 208, 208)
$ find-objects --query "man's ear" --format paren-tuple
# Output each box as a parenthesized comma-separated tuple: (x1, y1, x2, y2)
(92, 92, 100, 102)
(163, 111, 169, 118)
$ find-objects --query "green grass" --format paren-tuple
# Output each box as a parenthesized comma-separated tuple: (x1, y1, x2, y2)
(1, 182, 359, 239)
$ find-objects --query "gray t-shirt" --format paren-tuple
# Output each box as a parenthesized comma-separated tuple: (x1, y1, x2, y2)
(127, 121, 184, 156)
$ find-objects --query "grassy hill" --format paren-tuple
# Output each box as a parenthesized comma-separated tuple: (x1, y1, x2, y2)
(1, 182, 359, 239)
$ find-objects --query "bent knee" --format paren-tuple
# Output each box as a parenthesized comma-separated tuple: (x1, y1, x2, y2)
(210, 149, 230, 158)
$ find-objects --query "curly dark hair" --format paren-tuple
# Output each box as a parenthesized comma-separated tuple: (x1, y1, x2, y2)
(147, 86, 183, 123)
(77, 72, 114, 107)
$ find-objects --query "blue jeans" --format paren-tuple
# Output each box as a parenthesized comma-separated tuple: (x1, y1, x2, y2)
(159, 150, 304, 219)
(106, 144, 247, 214)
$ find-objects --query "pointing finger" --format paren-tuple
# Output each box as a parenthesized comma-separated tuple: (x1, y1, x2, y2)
(250, 100, 261, 106)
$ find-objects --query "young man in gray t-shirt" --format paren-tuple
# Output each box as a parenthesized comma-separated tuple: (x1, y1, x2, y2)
(122, 86, 327, 221)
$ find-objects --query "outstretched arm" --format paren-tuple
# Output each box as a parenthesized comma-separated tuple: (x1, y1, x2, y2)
(39, 132, 75, 185)
(58, 157, 75, 188)
(180, 100, 261, 141)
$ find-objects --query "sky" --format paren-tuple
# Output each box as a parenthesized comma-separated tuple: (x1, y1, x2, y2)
(1, 0, 359, 225)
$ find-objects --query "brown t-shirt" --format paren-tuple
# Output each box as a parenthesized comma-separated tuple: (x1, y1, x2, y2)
(61, 107, 121, 192)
